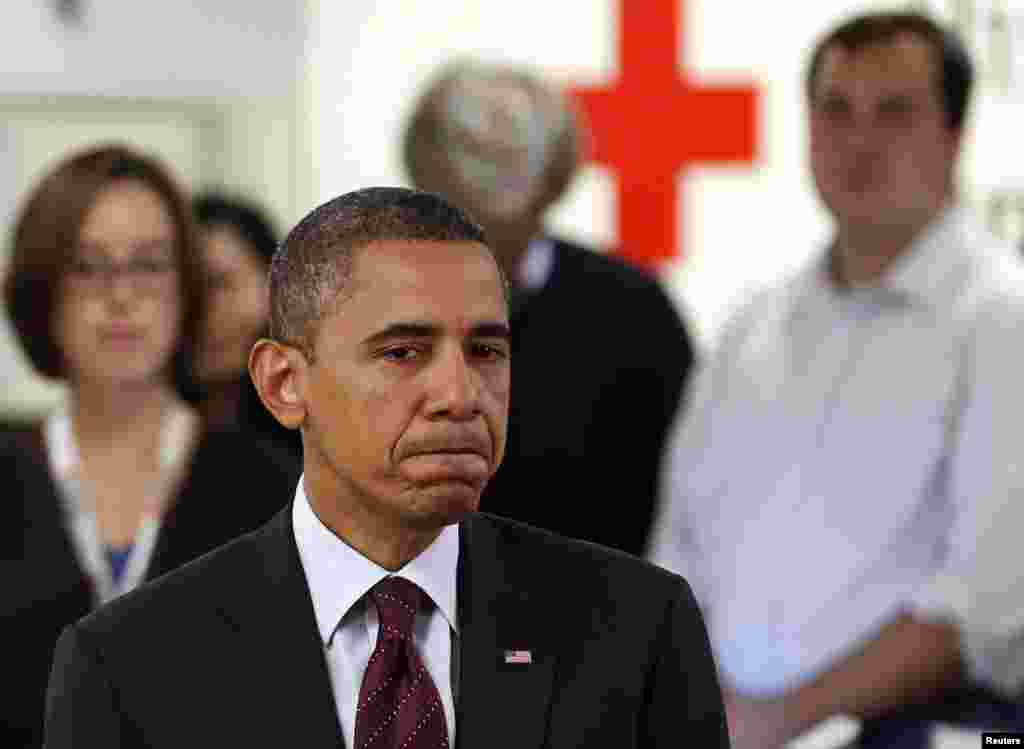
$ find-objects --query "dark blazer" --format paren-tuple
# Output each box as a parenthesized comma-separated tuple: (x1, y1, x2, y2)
(177, 369, 304, 468)
(483, 238, 696, 556)
(44, 507, 728, 748)
(1, 426, 298, 748)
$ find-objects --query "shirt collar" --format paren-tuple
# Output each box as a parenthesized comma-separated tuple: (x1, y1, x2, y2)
(803, 204, 975, 310)
(518, 237, 555, 291)
(292, 476, 460, 645)
(882, 204, 973, 306)
(44, 396, 197, 489)
(44, 399, 77, 482)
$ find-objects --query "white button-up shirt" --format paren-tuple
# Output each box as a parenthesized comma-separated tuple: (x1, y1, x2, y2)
(649, 206, 1024, 696)
(519, 237, 555, 290)
(292, 478, 459, 749)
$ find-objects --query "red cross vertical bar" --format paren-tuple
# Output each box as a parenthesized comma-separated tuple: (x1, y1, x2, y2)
(570, 0, 759, 269)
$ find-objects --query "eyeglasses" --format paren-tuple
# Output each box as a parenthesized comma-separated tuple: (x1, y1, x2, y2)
(66, 257, 178, 295)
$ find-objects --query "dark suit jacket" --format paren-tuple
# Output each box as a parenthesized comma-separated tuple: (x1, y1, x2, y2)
(484, 238, 696, 556)
(1, 426, 298, 748)
(44, 507, 728, 748)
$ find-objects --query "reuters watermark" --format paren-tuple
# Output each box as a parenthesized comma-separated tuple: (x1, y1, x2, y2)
(984, 734, 1024, 746)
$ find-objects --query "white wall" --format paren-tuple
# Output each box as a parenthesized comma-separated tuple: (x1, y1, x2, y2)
(0, 1, 305, 98)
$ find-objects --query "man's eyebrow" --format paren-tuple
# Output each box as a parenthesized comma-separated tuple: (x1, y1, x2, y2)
(362, 321, 511, 347)
(817, 88, 848, 101)
(363, 323, 439, 347)
(878, 93, 915, 106)
(471, 322, 511, 340)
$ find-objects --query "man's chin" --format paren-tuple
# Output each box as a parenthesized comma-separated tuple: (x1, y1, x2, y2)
(409, 482, 483, 527)
(829, 192, 917, 227)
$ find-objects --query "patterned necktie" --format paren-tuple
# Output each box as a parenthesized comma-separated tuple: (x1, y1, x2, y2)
(354, 576, 450, 749)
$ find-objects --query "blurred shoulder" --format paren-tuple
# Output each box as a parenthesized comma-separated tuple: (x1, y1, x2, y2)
(0, 421, 51, 500)
(959, 247, 1024, 376)
(176, 426, 298, 531)
(971, 245, 1024, 309)
(702, 264, 809, 362)
(551, 237, 674, 301)
(0, 422, 52, 550)
(548, 238, 696, 354)
(0, 420, 46, 461)
(191, 424, 301, 486)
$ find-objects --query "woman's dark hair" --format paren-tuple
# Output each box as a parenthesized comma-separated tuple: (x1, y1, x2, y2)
(193, 192, 279, 266)
(3, 143, 205, 383)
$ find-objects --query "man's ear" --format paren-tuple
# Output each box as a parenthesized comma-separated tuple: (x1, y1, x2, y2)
(249, 339, 309, 430)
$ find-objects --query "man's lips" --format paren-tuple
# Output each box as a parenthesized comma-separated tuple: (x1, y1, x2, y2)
(424, 447, 487, 456)
(402, 441, 492, 484)
(407, 436, 491, 459)
(409, 448, 490, 466)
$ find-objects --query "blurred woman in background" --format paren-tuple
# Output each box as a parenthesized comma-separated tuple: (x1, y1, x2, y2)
(0, 145, 296, 747)
(187, 192, 301, 462)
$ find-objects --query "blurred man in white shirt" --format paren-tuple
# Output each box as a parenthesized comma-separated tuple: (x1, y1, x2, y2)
(650, 11, 1024, 748)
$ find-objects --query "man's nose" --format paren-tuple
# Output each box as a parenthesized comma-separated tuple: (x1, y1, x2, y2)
(841, 110, 887, 149)
(425, 345, 480, 421)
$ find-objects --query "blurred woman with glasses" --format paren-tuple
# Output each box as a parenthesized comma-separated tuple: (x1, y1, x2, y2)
(0, 144, 297, 747)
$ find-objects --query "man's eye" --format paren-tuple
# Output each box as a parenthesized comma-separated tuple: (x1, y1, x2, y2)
(818, 97, 849, 119)
(382, 346, 420, 361)
(471, 342, 508, 360)
(878, 99, 913, 121)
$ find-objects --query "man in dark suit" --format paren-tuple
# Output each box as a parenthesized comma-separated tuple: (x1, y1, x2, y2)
(45, 187, 727, 748)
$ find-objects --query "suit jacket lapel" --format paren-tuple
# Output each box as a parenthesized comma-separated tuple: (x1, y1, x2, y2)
(215, 506, 343, 747)
(455, 514, 556, 749)
(13, 429, 93, 610)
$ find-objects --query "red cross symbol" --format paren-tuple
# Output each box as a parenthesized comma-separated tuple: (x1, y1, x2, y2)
(570, 0, 759, 269)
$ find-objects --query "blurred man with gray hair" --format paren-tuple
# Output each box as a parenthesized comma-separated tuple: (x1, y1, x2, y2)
(403, 61, 697, 556)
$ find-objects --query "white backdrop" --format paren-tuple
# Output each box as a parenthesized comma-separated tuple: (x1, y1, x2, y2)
(0, 1, 306, 98)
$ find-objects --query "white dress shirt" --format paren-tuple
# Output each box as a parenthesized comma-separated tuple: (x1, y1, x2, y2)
(649, 206, 1024, 696)
(519, 237, 555, 290)
(292, 477, 459, 749)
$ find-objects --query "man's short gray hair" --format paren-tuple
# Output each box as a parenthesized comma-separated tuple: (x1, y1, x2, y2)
(403, 61, 584, 223)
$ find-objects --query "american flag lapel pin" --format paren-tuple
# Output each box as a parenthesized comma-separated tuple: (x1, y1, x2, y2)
(504, 649, 532, 665)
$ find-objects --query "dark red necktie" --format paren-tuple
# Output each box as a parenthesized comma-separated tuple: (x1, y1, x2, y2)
(354, 576, 450, 749)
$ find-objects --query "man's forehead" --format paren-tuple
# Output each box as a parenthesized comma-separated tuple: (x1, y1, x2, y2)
(351, 238, 496, 274)
(818, 34, 937, 93)
(330, 238, 505, 313)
